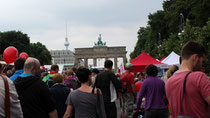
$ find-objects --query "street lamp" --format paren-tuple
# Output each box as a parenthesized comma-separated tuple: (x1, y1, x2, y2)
(158, 33, 161, 45)
(178, 13, 184, 36)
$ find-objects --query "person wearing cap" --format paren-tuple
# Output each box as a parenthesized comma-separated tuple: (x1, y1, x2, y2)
(120, 63, 137, 118)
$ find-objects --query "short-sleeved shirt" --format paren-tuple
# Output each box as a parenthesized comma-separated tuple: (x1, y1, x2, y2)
(66, 89, 106, 118)
(9, 69, 24, 81)
(166, 71, 210, 118)
(121, 71, 135, 93)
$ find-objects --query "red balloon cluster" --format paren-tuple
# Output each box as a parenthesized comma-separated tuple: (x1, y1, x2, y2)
(19, 52, 29, 60)
(3, 46, 19, 64)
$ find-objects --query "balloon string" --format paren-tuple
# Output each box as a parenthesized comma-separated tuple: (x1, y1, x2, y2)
(1, 64, 8, 74)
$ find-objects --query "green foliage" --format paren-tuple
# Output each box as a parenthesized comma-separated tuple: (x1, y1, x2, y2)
(0, 31, 52, 65)
(182, 19, 210, 74)
(148, 10, 168, 41)
(130, 27, 150, 59)
(130, 0, 210, 75)
(0, 31, 30, 54)
(30, 42, 52, 65)
(0, 54, 3, 61)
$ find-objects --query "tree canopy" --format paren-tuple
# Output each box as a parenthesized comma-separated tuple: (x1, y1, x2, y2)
(0, 31, 52, 65)
(130, 0, 210, 74)
(0, 31, 30, 54)
(30, 42, 52, 65)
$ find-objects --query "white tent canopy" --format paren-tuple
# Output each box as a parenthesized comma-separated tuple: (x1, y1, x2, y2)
(161, 51, 180, 66)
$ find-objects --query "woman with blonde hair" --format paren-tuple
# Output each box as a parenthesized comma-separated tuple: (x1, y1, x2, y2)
(166, 65, 179, 79)
(162, 65, 179, 83)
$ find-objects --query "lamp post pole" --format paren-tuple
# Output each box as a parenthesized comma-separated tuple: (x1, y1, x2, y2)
(178, 13, 184, 36)
(158, 33, 161, 45)
(178, 13, 185, 47)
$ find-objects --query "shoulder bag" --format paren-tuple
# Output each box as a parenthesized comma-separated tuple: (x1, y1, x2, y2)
(92, 86, 103, 118)
(177, 72, 193, 118)
(1, 75, 10, 118)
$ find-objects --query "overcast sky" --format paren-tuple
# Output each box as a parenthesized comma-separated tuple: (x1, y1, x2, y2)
(0, 0, 163, 60)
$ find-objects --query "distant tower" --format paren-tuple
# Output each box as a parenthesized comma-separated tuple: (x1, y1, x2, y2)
(64, 22, 70, 50)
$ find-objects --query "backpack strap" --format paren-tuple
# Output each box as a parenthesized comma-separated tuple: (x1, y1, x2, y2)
(1, 75, 10, 118)
(46, 75, 53, 81)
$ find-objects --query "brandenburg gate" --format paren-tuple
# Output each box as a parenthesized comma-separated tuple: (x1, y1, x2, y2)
(74, 34, 127, 72)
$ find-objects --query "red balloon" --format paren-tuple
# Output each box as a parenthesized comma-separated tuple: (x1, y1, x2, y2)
(3, 46, 19, 64)
(19, 52, 29, 59)
(135, 81, 143, 92)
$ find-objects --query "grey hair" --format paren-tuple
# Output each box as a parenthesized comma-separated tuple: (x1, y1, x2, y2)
(24, 58, 38, 72)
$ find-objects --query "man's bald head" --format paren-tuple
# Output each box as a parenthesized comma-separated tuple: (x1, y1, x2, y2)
(24, 57, 40, 76)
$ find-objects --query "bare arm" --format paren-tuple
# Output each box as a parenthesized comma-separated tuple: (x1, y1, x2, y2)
(63, 105, 73, 118)
(49, 109, 58, 118)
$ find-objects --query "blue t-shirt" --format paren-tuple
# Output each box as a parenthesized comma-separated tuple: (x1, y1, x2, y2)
(10, 69, 24, 81)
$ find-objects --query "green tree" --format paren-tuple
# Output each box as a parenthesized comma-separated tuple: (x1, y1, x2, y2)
(30, 42, 52, 65)
(130, 27, 150, 59)
(131, 0, 210, 58)
(130, 0, 210, 74)
(148, 10, 168, 43)
(181, 19, 210, 74)
(0, 31, 52, 65)
(0, 31, 30, 54)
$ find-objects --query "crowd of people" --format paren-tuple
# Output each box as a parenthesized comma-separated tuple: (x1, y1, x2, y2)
(0, 40, 209, 118)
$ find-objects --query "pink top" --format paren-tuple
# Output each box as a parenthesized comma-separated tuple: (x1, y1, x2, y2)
(166, 71, 210, 118)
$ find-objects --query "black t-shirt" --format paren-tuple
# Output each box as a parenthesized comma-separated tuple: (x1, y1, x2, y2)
(50, 84, 70, 118)
(14, 75, 55, 118)
(95, 70, 121, 103)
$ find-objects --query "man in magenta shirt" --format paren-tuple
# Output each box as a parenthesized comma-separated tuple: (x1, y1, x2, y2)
(166, 40, 210, 118)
